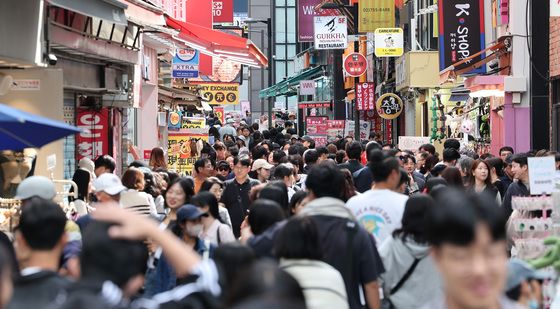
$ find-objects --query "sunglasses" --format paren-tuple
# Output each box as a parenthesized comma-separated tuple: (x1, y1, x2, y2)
(218, 168, 229, 171)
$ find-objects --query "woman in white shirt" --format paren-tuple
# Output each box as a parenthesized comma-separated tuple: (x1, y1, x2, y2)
(120, 167, 157, 217)
(191, 191, 236, 245)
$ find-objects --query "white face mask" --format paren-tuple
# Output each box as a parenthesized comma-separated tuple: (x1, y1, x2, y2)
(186, 224, 203, 237)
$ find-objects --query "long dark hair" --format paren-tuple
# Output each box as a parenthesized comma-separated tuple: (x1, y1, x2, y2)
(468, 160, 494, 189)
(165, 177, 195, 208)
(191, 192, 222, 223)
(393, 194, 434, 244)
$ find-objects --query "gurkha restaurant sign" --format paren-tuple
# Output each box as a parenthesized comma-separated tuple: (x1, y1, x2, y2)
(438, 0, 486, 74)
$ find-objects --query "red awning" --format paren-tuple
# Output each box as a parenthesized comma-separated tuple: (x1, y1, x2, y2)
(166, 17, 268, 68)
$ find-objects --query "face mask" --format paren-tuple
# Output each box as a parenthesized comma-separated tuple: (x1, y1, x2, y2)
(186, 224, 203, 237)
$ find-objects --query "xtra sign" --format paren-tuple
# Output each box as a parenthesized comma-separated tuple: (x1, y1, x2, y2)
(438, 0, 486, 73)
(313, 16, 348, 50)
(172, 48, 199, 78)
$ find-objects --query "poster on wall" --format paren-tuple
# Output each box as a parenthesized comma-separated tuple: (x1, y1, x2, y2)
(438, 0, 486, 73)
(313, 16, 348, 50)
(297, 0, 339, 42)
(358, 0, 395, 32)
(167, 129, 209, 176)
(76, 108, 109, 161)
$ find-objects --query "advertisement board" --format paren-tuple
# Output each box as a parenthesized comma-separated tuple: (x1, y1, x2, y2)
(76, 108, 109, 160)
(374, 28, 404, 57)
(326, 120, 345, 141)
(198, 83, 239, 105)
(172, 48, 199, 78)
(297, 0, 339, 42)
(344, 120, 371, 140)
(356, 82, 375, 110)
(314, 16, 348, 50)
(181, 117, 206, 129)
(438, 0, 486, 73)
(306, 116, 328, 135)
(358, 0, 395, 32)
(213, 0, 233, 23)
(167, 129, 209, 176)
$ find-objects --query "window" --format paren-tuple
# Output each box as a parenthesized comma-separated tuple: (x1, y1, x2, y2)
(273, 1, 297, 85)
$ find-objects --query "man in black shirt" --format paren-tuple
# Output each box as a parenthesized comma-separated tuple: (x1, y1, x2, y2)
(503, 153, 531, 218)
(300, 162, 384, 309)
(338, 141, 364, 173)
(221, 156, 260, 237)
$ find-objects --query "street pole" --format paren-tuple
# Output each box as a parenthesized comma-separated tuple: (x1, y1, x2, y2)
(267, 17, 273, 129)
(353, 4, 360, 141)
(260, 29, 265, 118)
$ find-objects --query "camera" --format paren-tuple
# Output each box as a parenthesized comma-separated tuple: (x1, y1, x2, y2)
(45, 53, 57, 66)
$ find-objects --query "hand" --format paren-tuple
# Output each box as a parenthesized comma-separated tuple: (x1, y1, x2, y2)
(145, 239, 157, 254)
(92, 207, 158, 241)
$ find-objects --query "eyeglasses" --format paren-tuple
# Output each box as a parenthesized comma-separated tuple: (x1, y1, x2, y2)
(218, 168, 229, 172)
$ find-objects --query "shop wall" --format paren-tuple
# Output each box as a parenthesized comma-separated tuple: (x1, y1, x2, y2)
(138, 84, 159, 160)
(0, 69, 64, 180)
(551, 19, 560, 77)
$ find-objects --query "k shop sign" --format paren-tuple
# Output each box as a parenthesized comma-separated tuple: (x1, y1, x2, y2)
(299, 80, 315, 95)
(76, 109, 109, 160)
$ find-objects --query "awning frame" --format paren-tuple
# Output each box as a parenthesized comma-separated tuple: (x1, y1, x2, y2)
(259, 66, 325, 98)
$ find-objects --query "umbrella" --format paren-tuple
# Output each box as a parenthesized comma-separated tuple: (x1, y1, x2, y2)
(0, 103, 81, 150)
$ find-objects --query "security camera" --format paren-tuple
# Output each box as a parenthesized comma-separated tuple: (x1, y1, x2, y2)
(45, 53, 57, 66)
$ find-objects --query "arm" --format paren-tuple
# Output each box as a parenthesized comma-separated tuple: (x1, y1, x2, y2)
(128, 143, 141, 160)
(92, 206, 201, 276)
(364, 281, 381, 309)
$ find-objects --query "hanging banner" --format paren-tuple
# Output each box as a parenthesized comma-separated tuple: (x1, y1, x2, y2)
(374, 28, 404, 57)
(167, 129, 209, 176)
(76, 108, 110, 161)
(213, 0, 234, 23)
(214, 106, 225, 124)
(172, 49, 199, 78)
(298, 101, 332, 109)
(299, 80, 316, 95)
(357, 82, 375, 110)
(314, 16, 348, 50)
(297, 0, 339, 42)
(344, 120, 371, 140)
(438, 0, 486, 73)
(358, 0, 395, 32)
(376, 93, 403, 119)
(198, 83, 239, 105)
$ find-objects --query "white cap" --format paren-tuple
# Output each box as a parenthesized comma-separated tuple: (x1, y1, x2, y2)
(15, 176, 57, 200)
(93, 173, 126, 195)
(78, 157, 95, 175)
(251, 159, 274, 171)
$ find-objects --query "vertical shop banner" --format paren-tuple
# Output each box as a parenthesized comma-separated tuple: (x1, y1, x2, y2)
(438, 0, 486, 73)
(358, 0, 395, 32)
(214, 106, 225, 124)
(314, 16, 348, 49)
(172, 49, 199, 78)
(213, 0, 233, 22)
(326, 120, 345, 141)
(356, 82, 375, 110)
(76, 109, 109, 160)
(297, 0, 339, 42)
(168, 129, 209, 176)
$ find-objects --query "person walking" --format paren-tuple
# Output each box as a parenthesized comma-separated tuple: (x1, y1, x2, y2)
(191, 192, 236, 245)
(467, 160, 501, 203)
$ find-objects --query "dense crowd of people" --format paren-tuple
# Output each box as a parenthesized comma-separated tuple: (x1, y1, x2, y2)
(0, 117, 557, 309)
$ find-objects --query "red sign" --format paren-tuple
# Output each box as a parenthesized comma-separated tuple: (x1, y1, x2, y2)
(186, 0, 212, 75)
(212, 0, 233, 23)
(214, 106, 225, 124)
(343, 52, 367, 77)
(298, 101, 331, 109)
(76, 108, 109, 161)
(144, 150, 152, 160)
(306, 116, 328, 135)
(356, 82, 375, 110)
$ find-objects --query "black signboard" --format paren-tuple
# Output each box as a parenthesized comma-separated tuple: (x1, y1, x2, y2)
(438, 0, 486, 74)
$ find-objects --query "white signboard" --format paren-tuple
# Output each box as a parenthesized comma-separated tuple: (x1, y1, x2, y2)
(398, 136, 431, 152)
(552, 0, 560, 16)
(299, 80, 315, 95)
(374, 28, 404, 57)
(274, 101, 285, 110)
(313, 16, 348, 50)
(344, 120, 371, 140)
(528, 157, 556, 195)
(11, 79, 40, 91)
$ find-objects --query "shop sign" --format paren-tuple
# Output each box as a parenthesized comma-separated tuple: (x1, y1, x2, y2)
(309, 135, 328, 147)
(168, 111, 182, 130)
(438, 0, 486, 73)
(358, 0, 395, 32)
(76, 108, 109, 160)
(214, 106, 225, 124)
(143, 150, 152, 160)
(213, 0, 233, 23)
(167, 129, 209, 176)
(528, 157, 556, 195)
(240, 101, 251, 116)
(299, 80, 315, 95)
(181, 117, 206, 129)
(306, 116, 328, 135)
(11, 79, 40, 91)
(298, 101, 331, 109)
(326, 120, 345, 141)
(344, 120, 371, 140)
(376, 93, 403, 119)
(298, 0, 339, 42)
(274, 101, 285, 110)
(374, 28, 404, 57)
(313, 16, 348, 50)
(356, 82, 375, 110)
(398, 136, 431, 151)
(172, 48, 199, 78)
(343, 52, 368, 77)
(198, 83, 239, 105)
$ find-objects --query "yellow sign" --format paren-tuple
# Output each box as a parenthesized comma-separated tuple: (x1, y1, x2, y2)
(198, 83, 239, 105)
(358, 0, 395, 33)
(376, 93, 403, 120)
(374, 28, 404, 57)
(181, 117, 206, 129)
(167, 129, 209, 176)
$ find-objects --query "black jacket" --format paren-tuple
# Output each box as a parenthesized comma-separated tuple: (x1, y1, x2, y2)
(502, 181, 530, 218)
(338, 160, 364, 174)
(353, 166, 373, 193)
(220, 177, 260, 237)
(8, 270, 71, 309)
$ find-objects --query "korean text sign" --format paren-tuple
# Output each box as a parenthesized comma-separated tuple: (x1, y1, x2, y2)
(356, 82, 375, 111)
(438, 0, 486, 73)
(76, 108, 109, 160)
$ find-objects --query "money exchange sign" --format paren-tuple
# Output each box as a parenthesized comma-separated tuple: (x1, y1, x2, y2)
(198, 83, 239, 105)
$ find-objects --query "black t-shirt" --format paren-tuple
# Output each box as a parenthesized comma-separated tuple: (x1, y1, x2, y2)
(220, 177, 260, 237)
(309, 215, 384, 309)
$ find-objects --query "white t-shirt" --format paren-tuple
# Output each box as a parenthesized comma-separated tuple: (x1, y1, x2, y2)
(346, 189, 408, 245)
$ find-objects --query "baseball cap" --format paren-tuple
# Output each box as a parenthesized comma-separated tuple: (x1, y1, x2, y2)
(15, 176, 57, 200)
(301, 135, 314, 143)
(177, 204, 208, 222)
(226, 118, 235, 124)
(93, 173, 126, 195)
(506, 259, 549, 291)
(251, 159, 274, 171)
